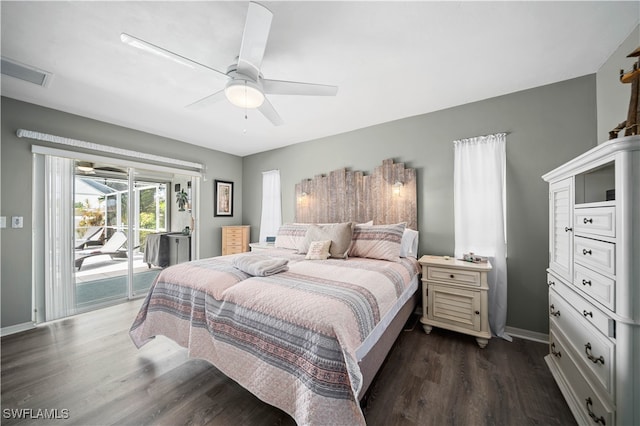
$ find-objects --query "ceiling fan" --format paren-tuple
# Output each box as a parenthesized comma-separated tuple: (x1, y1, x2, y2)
(121, 1, 338, 126)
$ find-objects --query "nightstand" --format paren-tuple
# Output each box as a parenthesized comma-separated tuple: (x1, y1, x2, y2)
(249, 242, 274, 252)
(418, 255, 492, 348)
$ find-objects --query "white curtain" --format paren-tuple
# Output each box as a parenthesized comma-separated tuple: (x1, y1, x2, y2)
(453, 133, 510, 341)
(44, 155, 76, 321)
(259, 170, 282, 242)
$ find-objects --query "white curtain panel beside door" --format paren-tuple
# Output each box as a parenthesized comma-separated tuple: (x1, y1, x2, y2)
(44, 155, 76, 321)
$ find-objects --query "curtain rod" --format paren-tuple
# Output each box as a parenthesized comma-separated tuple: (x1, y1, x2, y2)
(16, 129, 205, 173)
(453, 132, 508, 144)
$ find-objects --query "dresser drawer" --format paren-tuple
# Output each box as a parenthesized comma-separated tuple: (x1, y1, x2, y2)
(573, 263, 615, 312)
(574, 206, 615, 238)
(224, 247, 244, 255)
(549, 291, 615, 395)
(574, 236, 615, 276)
(548, 330, 614, 426)
(225, 229, 245, 238)
(426, 266, 480, 287)
(552, 282, 613, 339)
(225, 235, 245, 244)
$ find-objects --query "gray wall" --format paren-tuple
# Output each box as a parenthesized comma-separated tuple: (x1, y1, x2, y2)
(1, 97, 244, 328)
(597, 25, 639, 144)
(242, 75, 598, 334)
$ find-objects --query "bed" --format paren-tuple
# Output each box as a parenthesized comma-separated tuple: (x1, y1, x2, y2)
(130, 221, 420, 425)
(130, 221, 419, 425)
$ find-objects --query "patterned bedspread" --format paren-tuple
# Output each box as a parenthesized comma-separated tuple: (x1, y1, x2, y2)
(130, 249, 420, 425)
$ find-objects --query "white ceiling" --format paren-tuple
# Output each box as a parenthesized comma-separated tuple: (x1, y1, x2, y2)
(1, 1, 638, 157)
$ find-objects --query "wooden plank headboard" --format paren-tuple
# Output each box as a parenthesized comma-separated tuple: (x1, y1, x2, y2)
(294, 159, 417, 230)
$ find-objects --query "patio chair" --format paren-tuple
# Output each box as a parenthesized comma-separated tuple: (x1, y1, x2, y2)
(75, 231, 128, 270)
(75, 226, 104, 249)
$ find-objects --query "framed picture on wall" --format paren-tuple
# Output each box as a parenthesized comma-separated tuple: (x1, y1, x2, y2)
(214, 180, 234, 217)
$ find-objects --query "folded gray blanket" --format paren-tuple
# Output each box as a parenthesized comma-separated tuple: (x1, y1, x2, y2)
(232, 254, 289, 277)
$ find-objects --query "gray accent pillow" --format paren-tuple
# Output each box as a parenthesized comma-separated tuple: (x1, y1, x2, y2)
(298, 222, 354, 259)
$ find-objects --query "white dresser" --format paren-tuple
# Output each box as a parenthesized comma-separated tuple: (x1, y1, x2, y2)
(542, 135, 639, 426)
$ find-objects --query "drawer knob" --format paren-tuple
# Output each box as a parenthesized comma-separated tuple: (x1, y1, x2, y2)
(549, 304, 560, 317)
(583, 310, 593, 318)
(585, 397, 606, 425)
(475, 310, 480, 315)
(583, 218, 593, 224)
(449, 274, 455, 279)
(550, 342, 561, 358)
(582, 279, 592, 286)
(583, 249, 592, 256)
(564, 227, 573, 232)
(548, 280, 555, 287)
(584, 343, 605, 365)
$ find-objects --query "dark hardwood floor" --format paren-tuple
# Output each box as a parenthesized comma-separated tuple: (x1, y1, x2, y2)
(1, 300, 575, 426)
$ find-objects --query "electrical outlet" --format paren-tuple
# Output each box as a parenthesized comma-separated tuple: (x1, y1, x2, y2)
(0, 216, 6, 229)
(12, 216, 23, 228)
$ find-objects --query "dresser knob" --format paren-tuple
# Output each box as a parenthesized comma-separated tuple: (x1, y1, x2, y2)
(583, 249, 592, 255)
(550, 342, 561, 358)
(582, 279, 592, 286)
(583, 218, 593, 224)
(583, 310, 593, 318)
(548, 280, 555, 287)
(449, 274, 455, 279)
(565, 227, 573, 232)
(475, 310, 480, 315)
(550, 304, 560, 317)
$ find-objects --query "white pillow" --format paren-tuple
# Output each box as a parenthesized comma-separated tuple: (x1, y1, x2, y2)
(400, 228, 419, 258)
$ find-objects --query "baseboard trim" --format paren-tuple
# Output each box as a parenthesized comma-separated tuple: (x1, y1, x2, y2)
(505, 326, 549, 344)
(1, 321, 36, 337)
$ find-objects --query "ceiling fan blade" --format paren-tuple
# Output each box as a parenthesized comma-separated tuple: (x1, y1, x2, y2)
(262, 79, 338, 96)
(258, 97, 284, 126)
(236, 2, 273, 80)
(120, 33, 227, 79)
(185, 88, 227, 109)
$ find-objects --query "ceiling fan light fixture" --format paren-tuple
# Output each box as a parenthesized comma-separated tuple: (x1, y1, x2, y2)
(76, 161, 94, 172)
(225, 79, 264, 109)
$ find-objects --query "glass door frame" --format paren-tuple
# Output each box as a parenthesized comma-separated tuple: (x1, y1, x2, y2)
(32, 146, 201, 324)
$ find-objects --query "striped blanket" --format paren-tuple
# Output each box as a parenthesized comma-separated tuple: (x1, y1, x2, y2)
(130, 249, 419, 425)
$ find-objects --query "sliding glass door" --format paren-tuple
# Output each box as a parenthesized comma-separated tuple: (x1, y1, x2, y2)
(74, 168, 169, 311)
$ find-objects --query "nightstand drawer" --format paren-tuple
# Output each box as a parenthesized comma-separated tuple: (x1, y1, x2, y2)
(426, 266, 480, 287)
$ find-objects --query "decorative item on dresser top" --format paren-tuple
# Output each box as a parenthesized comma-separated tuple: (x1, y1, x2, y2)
(542, 135, 640, 426)
(221, 225, 250, 255)
(418, 255, 492, 348)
